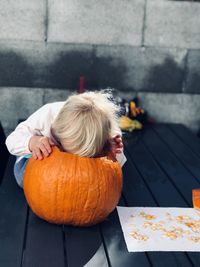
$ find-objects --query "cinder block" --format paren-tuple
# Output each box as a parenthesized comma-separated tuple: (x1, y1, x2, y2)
(137, 92, 200, 132)
(185, 50, 200, 94)
(0, 42, 94, 89)
(43, 44, 94, 89)
(145, 0, 200, 49)
(0, 0, 46, 41)
(0, 43, 36, 87)
(43, 89, 73, 103)
(48, 0, 145, 45)
(0, 88, 43, 134)
(94, 46, 187, 92)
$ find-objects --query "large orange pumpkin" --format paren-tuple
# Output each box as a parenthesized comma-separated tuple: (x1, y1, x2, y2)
(23, 146, 123, 226)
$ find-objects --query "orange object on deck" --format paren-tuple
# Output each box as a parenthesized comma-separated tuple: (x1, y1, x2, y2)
(192, 189, 200, 210)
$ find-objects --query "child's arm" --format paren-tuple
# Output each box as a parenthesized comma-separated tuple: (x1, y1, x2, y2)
(5, 103, 56, 158)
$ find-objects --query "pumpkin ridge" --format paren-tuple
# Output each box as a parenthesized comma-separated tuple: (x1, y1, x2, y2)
(38, 163, 43, 218)
(68, 154, 75, 224)
(55, 160, 59, 222)
(98, 159, 107, 222)
(103, 160, 112, 216)
(72, 155, 79, 224)
(82, 157, 97, 225)
(62, 157, 69, 222)
(59, 157, 65, 222)
(48, 156, 59, 222)
(88, 158, 101, 224)
(80, 157, 90, 225)
(105, 161, 111, 215)
(62, 158, 69, 223)
(97, 160, 105, 223)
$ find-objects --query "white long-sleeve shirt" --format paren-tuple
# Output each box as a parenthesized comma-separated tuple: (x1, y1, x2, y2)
(6, 102, 127, 166)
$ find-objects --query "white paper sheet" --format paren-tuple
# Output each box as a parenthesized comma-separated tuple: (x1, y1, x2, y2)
(117, 206, 200, 252)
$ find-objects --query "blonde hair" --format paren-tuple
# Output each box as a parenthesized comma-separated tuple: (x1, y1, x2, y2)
(51, 90, 120, 157)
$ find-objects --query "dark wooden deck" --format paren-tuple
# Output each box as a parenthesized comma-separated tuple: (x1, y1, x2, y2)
(1, 123, 200, 267)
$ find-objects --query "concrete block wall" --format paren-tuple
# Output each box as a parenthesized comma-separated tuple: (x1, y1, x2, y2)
(1, 87, 71, 136)
(1, 0, 200, 134)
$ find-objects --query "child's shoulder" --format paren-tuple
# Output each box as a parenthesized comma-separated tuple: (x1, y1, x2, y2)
(42, 101, 65, 119)
(26, 101, 66, 123)
(40, 101, 65, 114)
(44, 101, 65, 109)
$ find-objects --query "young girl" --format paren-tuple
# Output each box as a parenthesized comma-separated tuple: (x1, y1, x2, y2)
(6, 91, 126, 188)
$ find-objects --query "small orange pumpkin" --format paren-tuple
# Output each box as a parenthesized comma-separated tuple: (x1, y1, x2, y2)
(23, 146, 123, 226)
(192, 189, 200, 211)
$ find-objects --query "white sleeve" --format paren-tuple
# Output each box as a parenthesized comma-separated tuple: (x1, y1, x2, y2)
(5, 103, 52, 156)
(116, 150, 127, 167)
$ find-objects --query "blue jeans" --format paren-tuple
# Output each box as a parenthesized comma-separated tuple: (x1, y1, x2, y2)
(13, 157, 29, 188)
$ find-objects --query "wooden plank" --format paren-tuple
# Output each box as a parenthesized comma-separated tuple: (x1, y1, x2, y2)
(122, 149, 156, 207)
(64, 197, 138, 267)
(143, 125, 200, 206)
(100, 197, 152, 267)
(0, 156, 27, 267)
(64, 224, 109, 267)
(140, 124, 200, 266)
(0, 122, 9, 184)
(22, 210, 65, 267)
(168, 123, 200, 158)
(152, 123, 200, 184)
(122, 145, 192, 267)
(83, 243, 109, 267)
(124, 136, 186, 207)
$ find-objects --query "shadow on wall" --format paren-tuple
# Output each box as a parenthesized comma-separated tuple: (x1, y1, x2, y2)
(0, 50, 128, 90)
(44, 51, 93, 89)
(0, 51, 187, 92)
(92, 56, 128, 90)
(0, 51, 34, 87)
(146, 57, 184, 93)
(45, 51, 128, 90)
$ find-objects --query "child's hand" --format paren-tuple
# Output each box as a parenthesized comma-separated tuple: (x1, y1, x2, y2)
(98, 135, 123, 158)
(110, 135, 124, 155)
(28, 136, 55, 160)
